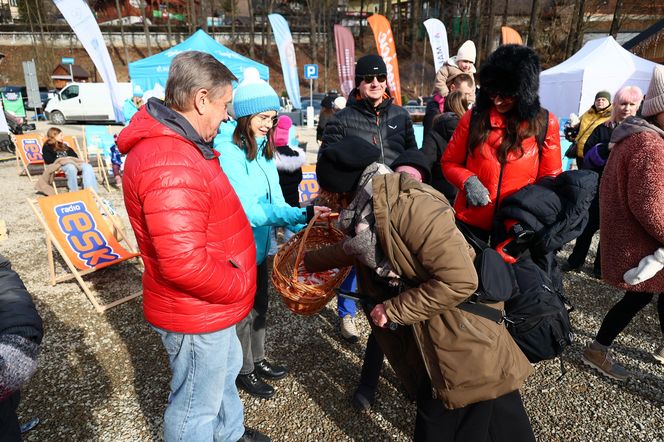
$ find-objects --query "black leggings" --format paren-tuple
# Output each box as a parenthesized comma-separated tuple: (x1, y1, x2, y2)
(596, 291, 664, 346)
(567, 192, 600, 273)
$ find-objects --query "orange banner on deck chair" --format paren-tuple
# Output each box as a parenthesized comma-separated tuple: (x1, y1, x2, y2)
(37, 190, 137, 271)
(16, 134, 45, 165)
(368, 14, 402, 106)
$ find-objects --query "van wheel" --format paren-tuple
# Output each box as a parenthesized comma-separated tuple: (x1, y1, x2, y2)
(50, 111, 66, 125)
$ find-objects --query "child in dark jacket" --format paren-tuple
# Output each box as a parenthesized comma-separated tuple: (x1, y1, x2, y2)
(270, 115, 306, 253)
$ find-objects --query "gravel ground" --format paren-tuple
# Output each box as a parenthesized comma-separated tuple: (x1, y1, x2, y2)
(1, 129, 663, 441)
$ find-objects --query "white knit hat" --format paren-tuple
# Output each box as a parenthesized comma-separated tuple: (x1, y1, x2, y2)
(333, 96, 347, 110)
(456, 40, 477, 64)
(642, 65, 664, 118)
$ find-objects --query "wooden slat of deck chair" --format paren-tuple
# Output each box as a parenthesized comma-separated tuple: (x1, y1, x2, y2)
(62, 134, 110, 192)
(14, 134, 45, 181)
(27, 189, 142, 313)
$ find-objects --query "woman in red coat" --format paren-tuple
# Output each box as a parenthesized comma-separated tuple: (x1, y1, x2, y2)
(442, 45, 562, 239)
(582, 65, 664, 381)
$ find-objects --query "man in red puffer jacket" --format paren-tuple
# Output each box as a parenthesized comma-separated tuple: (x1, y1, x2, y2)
(117, 51, 268, 442)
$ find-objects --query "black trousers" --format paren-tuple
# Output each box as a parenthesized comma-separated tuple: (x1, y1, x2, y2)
(414, 379, 535, 442)
(357, 333, 385, 395)
(596, 291, 664, 346)
(236, 260, 270, 374)
(0, 391, 21, 442)
(567, 191, 601, 273)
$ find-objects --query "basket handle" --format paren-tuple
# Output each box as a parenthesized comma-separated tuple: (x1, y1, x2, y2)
(293, 211, 333, 280)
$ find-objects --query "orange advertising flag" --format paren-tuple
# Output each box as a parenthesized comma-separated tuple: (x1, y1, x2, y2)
(501, 26, 524, 45)
(367, 14, 402, 106)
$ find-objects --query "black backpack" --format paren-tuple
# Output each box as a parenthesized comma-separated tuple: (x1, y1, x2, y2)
(457, 232, 574, 364)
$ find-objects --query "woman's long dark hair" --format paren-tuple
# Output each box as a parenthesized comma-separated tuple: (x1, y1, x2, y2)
(232, 115, 275, 161)
(466, 105, 548, 164)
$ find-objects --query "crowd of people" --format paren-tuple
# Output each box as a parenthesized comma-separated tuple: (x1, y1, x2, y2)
(114, 44, 663, 442)
(6, 36, 662, 442)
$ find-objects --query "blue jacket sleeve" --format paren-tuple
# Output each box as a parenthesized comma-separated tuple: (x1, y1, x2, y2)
(266, 157, 306, 232)
(217, 143, 307, 228)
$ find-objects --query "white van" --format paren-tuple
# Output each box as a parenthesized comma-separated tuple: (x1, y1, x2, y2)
(45, 82, 133, 124)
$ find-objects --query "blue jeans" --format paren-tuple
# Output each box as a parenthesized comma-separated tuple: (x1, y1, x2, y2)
(152, 325, 245, 442)
(337, 267, 357, 318)
(61, 163, 99, 192)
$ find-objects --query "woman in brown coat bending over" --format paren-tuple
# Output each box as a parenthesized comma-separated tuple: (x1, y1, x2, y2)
(304, 135, 534, 441)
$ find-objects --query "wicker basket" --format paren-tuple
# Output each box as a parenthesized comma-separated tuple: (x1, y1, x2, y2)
(272, 212, 351, 315)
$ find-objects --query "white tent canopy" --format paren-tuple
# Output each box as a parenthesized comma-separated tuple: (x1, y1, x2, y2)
(539, 36, 658, 119)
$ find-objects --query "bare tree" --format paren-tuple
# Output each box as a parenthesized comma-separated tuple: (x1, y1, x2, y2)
(571, 0, 587, 54)
(140, 1, 152, 55)
(527, 0, 541, 47)
(115, 0, 131, 69)
(248, 0, 256, 58)
(502, 0, 510, 27)
(410, 0, 422, 57)
(305, 0, 318, 64)
(484, 0, 496, 56)
(609, 0, 624, 38)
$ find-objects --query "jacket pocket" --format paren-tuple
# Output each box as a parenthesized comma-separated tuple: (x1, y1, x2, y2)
(427, 310, 504, 391)
(152, 326, 185, 357)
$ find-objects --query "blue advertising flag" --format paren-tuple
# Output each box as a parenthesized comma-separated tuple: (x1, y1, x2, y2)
(268, 14, 301, 110)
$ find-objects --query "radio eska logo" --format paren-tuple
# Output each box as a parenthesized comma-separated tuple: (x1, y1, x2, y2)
(54, 202, 120, 268)
(22, 138, 43, 163)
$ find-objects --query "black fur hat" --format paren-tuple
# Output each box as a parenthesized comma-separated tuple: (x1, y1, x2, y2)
(477, 44, 541, 120)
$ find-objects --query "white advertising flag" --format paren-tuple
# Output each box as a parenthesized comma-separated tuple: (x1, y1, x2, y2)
(424, 19, 450, 73)
(268, 14, 301, 110)
(53, 0, 125, 123)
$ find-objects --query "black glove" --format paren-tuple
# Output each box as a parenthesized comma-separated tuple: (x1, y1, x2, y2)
(464, 176, 490, 207)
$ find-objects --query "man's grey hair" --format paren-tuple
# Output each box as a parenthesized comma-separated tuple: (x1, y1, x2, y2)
(164, 51, 237, 111)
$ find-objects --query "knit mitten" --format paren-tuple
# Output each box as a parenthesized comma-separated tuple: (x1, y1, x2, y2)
(464, 176, 490, 207)
(623, 248, 664, 285)
(0, 335, 39, 401)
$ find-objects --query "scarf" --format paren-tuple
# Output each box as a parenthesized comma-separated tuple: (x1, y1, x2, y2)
(338, 163, 400, 284)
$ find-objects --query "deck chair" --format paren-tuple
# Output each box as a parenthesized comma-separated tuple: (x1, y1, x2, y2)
(63, 134, 111, 191)
(83, 126, 115, 183)
(14, 133, 46, 181)
(27, 189, 142, 313)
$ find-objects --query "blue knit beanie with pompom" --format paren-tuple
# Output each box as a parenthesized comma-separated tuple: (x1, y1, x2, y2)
(232, 78, 280, 119)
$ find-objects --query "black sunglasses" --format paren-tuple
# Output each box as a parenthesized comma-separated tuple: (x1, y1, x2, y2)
(358, 74, 387, 83)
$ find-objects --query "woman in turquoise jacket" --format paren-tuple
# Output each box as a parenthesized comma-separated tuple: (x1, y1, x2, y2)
(215, 78, 329, 399)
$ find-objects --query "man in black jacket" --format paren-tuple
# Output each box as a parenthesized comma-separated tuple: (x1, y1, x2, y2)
(320, 54, 418, 166)
(0, 254, 43, 441)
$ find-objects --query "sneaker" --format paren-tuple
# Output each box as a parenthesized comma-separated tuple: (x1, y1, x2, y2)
(654, 344, 664, 365)
(582, 343, 629, 381)
(340, 315, 359, 343)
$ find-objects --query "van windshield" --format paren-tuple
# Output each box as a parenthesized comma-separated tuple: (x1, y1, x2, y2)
(60, 85, 79, 100)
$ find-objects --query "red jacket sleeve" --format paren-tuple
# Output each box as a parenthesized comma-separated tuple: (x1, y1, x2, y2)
(537, 113, 562, 179)
(441, 110, 474, 190)
(139, 160, 252, 305)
